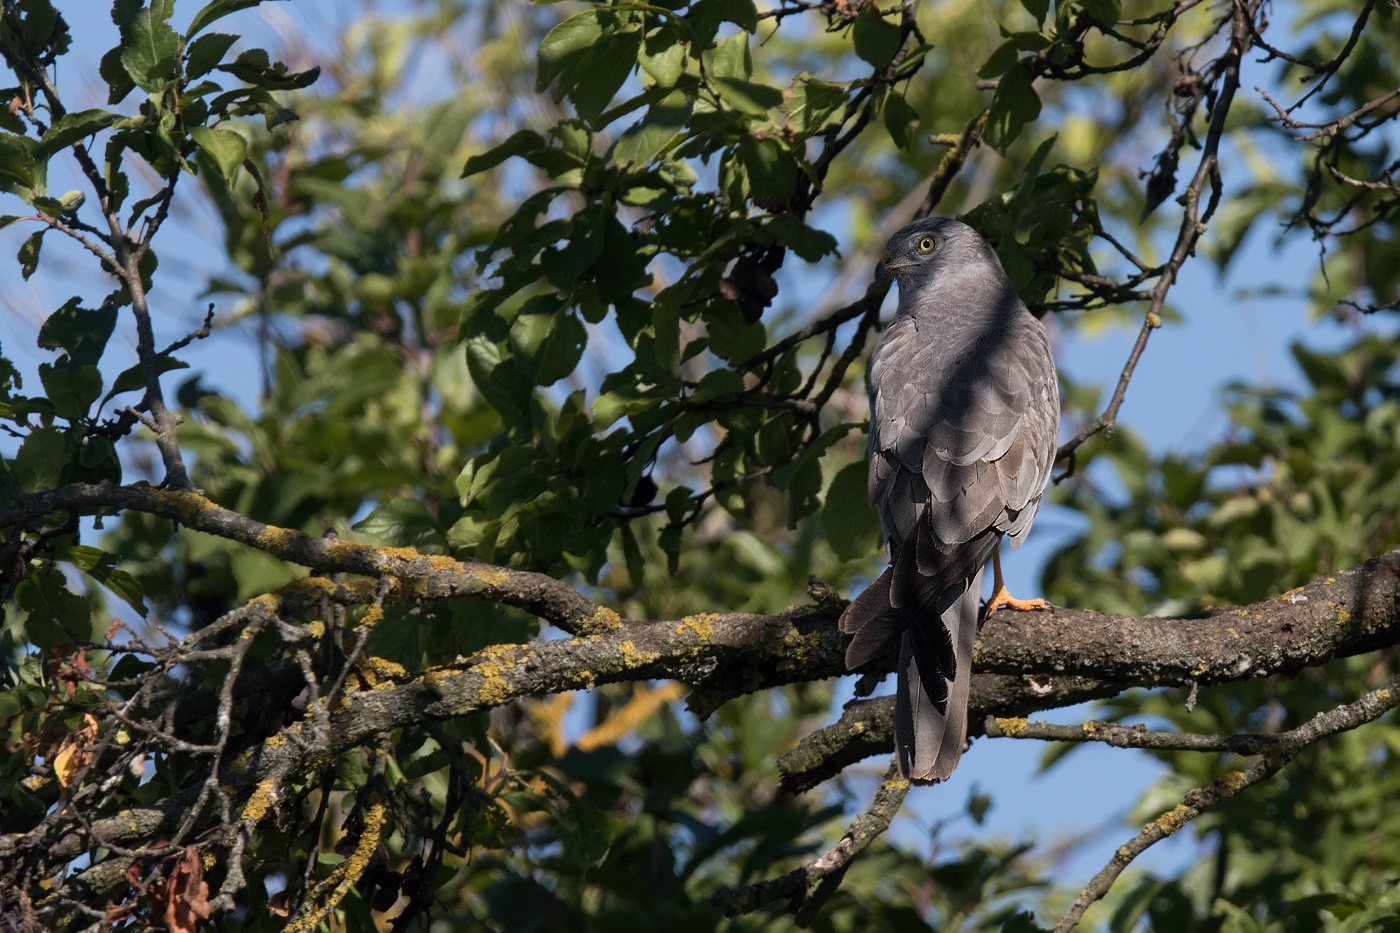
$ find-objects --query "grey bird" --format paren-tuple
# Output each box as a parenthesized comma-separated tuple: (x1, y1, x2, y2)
(839, 217, 1060, 784)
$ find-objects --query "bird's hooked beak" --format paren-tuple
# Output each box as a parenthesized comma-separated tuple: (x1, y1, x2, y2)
(875, 250, 895, 283)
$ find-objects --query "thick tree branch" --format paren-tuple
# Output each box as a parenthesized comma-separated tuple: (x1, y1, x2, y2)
(16, 543, 1400, 908)
(0, 482, 619, 634)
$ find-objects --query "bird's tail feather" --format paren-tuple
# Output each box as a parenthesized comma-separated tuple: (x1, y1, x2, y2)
(894, 566, 984, 783)
(839, 566, 900, 668)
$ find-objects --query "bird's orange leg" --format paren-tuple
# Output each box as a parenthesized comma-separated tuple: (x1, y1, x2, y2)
(987, 542, 1048, 616)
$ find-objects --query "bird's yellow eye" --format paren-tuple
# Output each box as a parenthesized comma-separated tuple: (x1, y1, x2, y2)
(917, 236, 936, 253)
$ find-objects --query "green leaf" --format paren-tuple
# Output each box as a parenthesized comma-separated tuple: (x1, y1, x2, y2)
(354, 498, 440, 547)
(0, 134, 40, 198)
(99, 45, 137, 104)
(638, 30, 685, 88)
(40, 109, 117, 156)
(985, 63, 1041, 153)
(852, 6, 902, 69)
(882, 92, 919, 149)
(979, 40, 1018, 80)
(708, 31, 751, 81)
(764, 215, 838, 262)
(612, 93, 691, 167)
(536, 10, 640, 124)
(542, 210, 606, 287)
(187, 0, 263, 38)
(781, 78, 847, 136)
(38, 298, 118, 365)
(1021, 0, 1051, 26)
(39, 362, 103, 421)
(185, 31, 239, 78)
(462, 130, 545, 178)
(16, 566, 95, 648)
(713, 77, 783, 116)
(531, 314, 587, 385)
(215, 49, 319, 90)
(58, 544, 147, 618)
(10, 427, 67, 492)
(75, 436, 120, 485)
(738, 136, 798, 203)
(118, 0, 181, 92)
(101, 356, 190, 406)
(822, 460, 881, 561)
(17, 230, 43, 280)
(190, 125, 248, 179)
(537, 9, 607, 87)
(1076, 0, 1121, 24)
(719, 0, 759, 31)
(465, 333, 533, 425)
(12, 0, 64, 58)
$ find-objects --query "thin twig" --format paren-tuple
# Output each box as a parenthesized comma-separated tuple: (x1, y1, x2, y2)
(1054, 672, 1400, 931)
(1057, 0, 1256, 467)
(711, 760, 910, 918)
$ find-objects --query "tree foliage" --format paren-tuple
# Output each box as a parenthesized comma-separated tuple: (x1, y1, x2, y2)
(0, 0, 1397, 930)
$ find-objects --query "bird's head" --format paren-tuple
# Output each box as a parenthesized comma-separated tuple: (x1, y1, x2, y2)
(875, 217, 996, 286)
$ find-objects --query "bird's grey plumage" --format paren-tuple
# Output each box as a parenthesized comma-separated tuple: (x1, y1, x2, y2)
(839, 217, 1059, 783)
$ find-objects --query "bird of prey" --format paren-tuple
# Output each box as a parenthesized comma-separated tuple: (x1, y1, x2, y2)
(839, 217, 1060, 784)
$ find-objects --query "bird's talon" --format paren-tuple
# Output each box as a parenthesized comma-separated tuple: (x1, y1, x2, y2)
(986, 588, 1049, 616)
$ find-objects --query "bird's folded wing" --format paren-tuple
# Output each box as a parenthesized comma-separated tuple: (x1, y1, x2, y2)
(869, 313, 1058, 572)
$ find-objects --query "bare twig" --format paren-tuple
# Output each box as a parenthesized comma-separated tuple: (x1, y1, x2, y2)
(1057, 0, 1257, 466)
(712, 761, 909, 919)
(1054, 673, 1400, 931)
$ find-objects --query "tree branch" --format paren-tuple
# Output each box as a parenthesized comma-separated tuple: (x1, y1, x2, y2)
(1058, 0, 1257, 466)
(711, 760, 910, 920)
(15, 542, 1400, 912)
(0, 481, 619, 634)
(1054, 671, 1400, 931)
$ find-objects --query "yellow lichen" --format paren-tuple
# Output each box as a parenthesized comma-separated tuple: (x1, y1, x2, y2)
(321, 539, 380, 561)
(618, 639, 659, 668)
(1217, 770, 1247, 792)
(241, 779, 278, 823)
(363, 656, 406, 682)
(471, 642, 528, 705)
(357, 603, 385, 631)
(282, 577, 339, 599)
(307, 620, 326, 638)
(422, 668, 459, 693)
(148, 486, 219, 525)
(253, 525, 297, 553)
(247, 592, 284, 614)
(589, 607, 623, 631)
(283, 801, 386, 933)
(676, 613, 718, 639)
(993, 717, 1028, 737)
(1152, 804, 1193, 835)
(476, 568, 511, 587)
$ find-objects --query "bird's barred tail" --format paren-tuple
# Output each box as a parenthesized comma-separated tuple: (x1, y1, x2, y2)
(840, 564, 984, 784)
(895, 566, 982, 783)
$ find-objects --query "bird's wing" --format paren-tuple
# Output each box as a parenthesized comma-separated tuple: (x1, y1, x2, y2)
(868, 312, 1058, 589)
